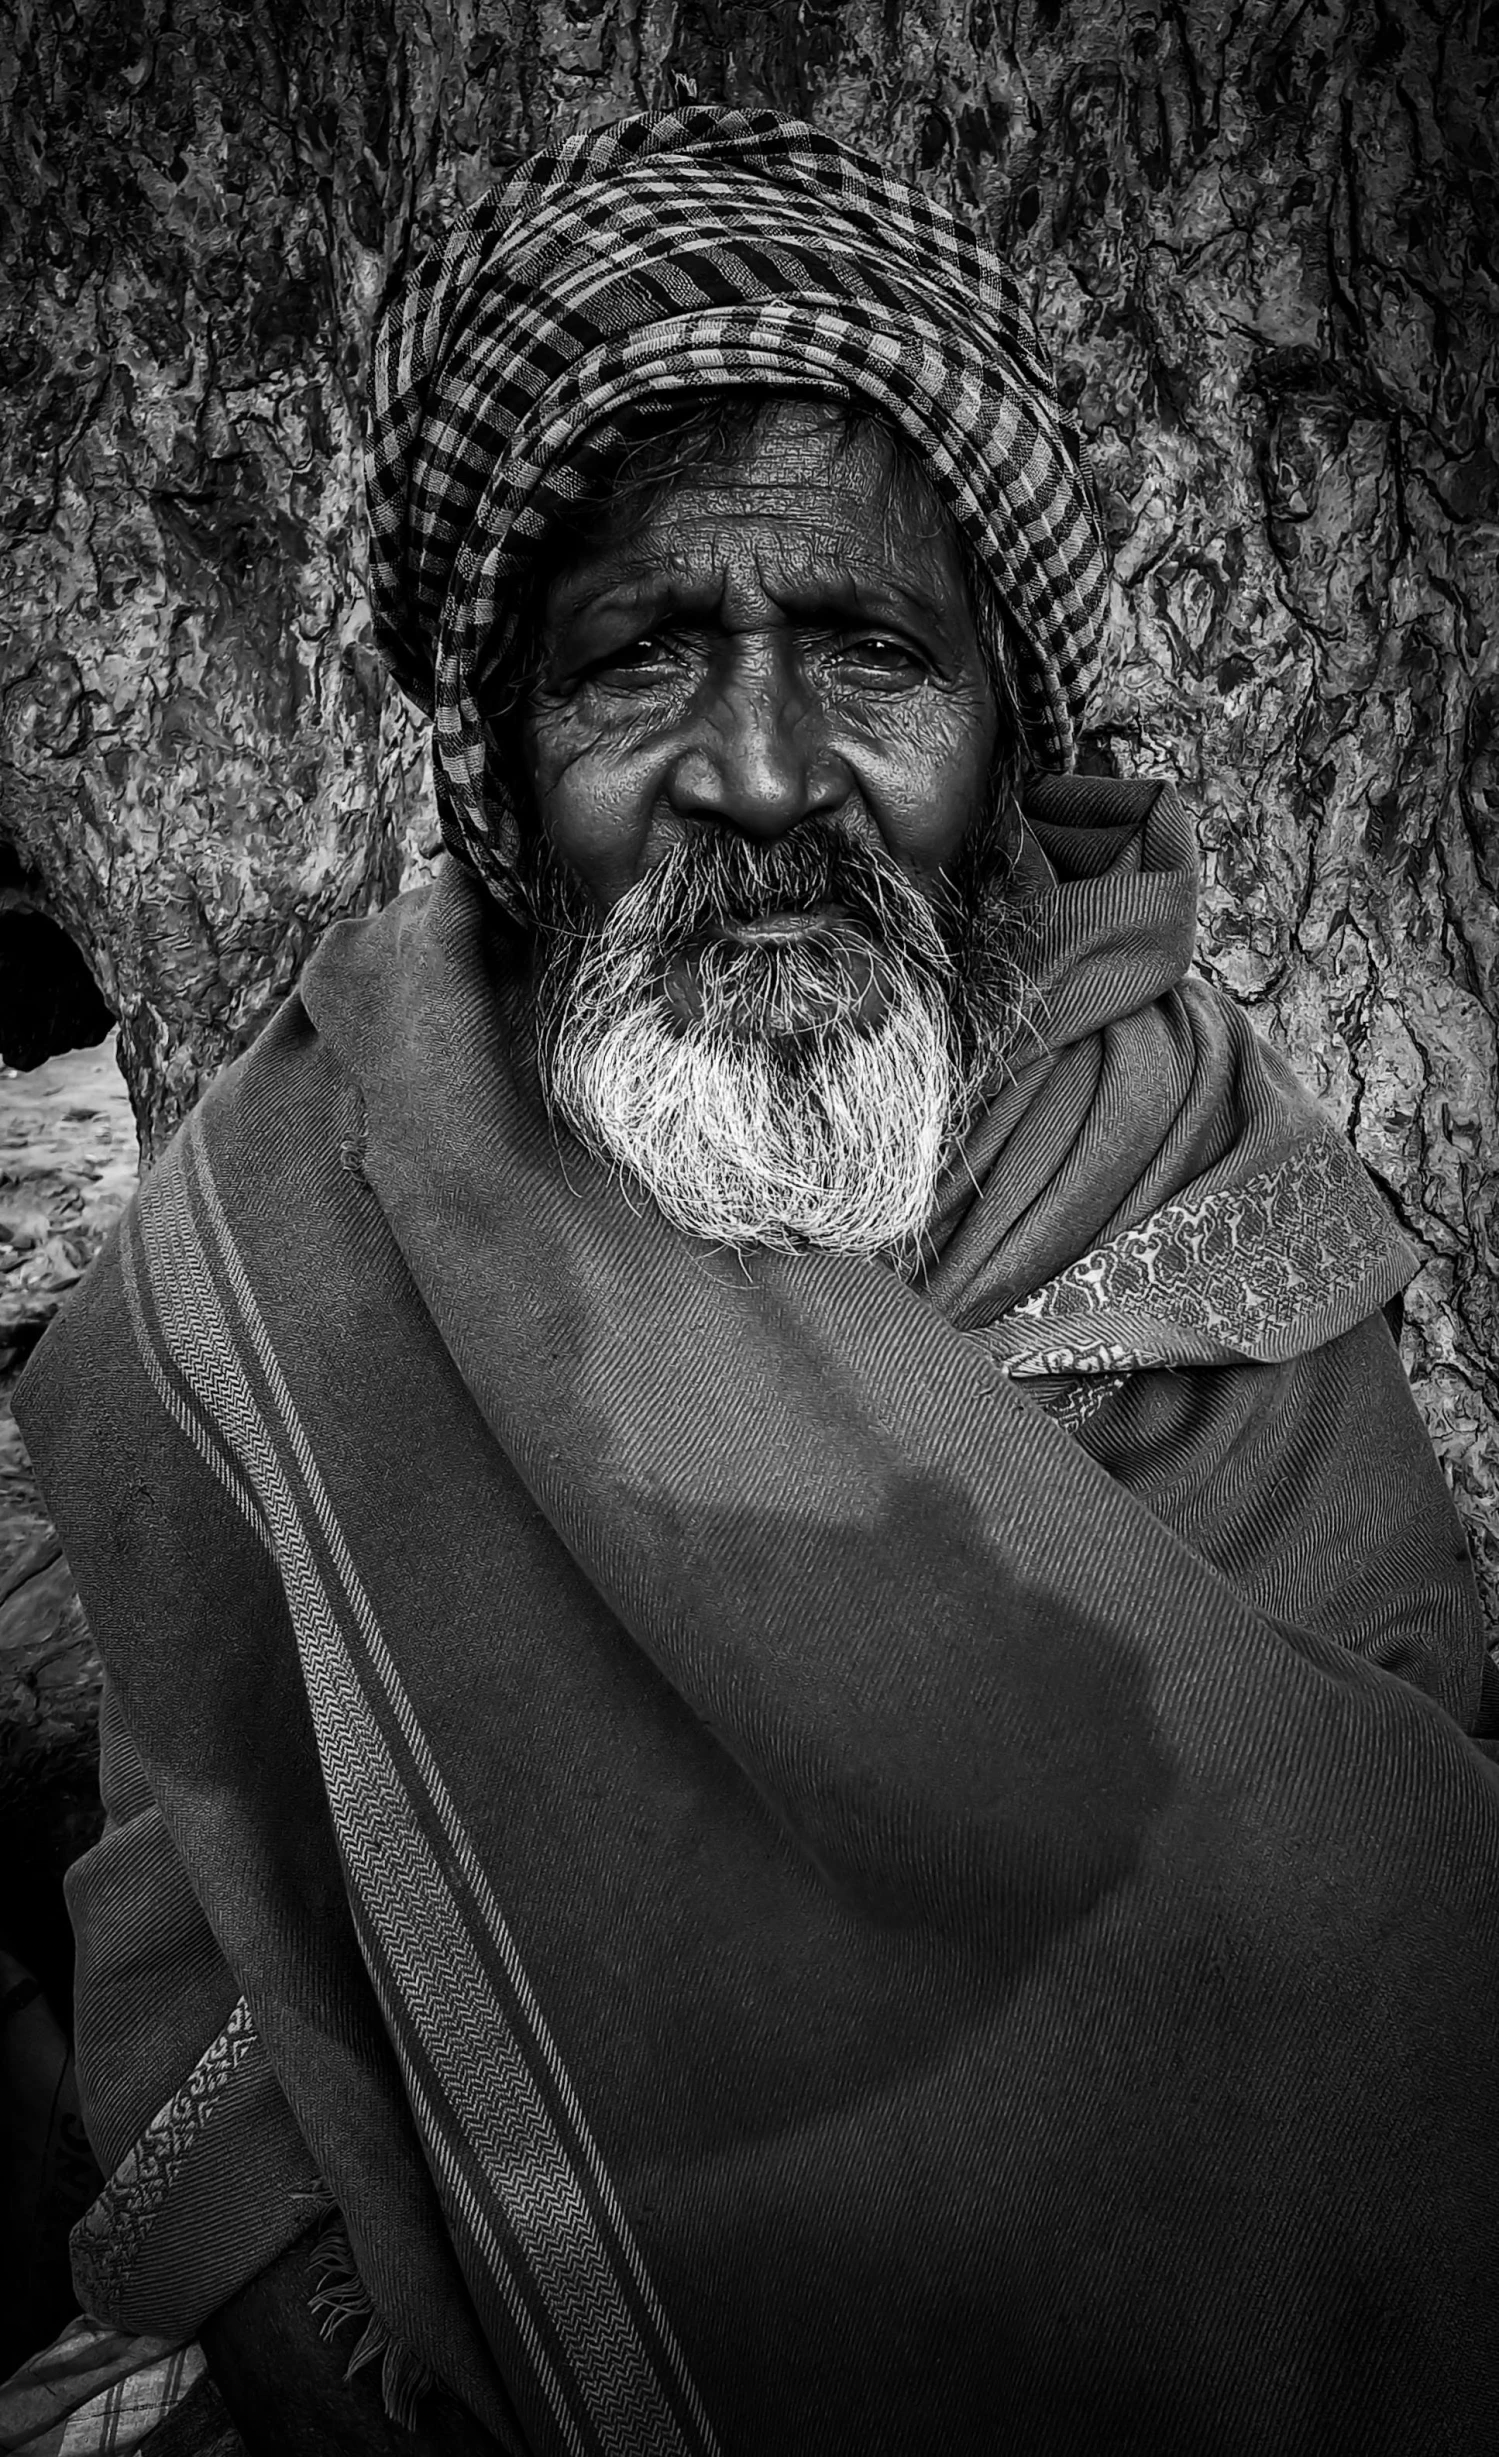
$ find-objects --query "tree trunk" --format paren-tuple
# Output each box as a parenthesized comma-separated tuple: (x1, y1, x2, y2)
(2, 0, 1495, 1618)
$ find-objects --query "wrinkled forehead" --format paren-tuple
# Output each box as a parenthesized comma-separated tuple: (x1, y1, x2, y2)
(532, 395, 976, 623)
(586, 394, 952, 531)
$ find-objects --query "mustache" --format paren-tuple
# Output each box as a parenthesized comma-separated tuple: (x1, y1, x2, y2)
(521, 816, 996, 971)
(520, 809, 1035, 1098)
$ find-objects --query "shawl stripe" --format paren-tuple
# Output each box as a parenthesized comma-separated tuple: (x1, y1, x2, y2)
(121, 1120, 721, 2457)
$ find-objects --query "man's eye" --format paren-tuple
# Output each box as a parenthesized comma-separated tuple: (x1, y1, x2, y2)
(587, 636, 682, 682)
(840, 635, 927, 680)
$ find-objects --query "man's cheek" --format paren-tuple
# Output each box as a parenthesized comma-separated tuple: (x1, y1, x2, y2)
(534, 725, 664, 890)
(842, 703, 993, 866)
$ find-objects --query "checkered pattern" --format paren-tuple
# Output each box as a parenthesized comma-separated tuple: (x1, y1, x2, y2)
(0, 2319, 208, 2456)
(367, 106, 1110, 911)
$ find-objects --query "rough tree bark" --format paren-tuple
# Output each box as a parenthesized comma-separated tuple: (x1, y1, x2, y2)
(1, 0, 1495, 1617)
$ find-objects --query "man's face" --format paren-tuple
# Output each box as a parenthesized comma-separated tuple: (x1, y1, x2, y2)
(516, 401, 1025, 1257)
(524, 400, 999, 929)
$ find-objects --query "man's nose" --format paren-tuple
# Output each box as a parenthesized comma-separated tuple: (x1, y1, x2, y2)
(667, 651, 846, 840)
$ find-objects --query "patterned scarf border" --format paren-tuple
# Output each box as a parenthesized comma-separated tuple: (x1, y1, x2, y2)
(986, 1135, 1414, 1380)
(70, 1999, 263, 2326)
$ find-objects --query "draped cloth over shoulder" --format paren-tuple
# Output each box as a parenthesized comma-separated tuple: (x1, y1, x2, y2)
(16, 775, 1498, 2457)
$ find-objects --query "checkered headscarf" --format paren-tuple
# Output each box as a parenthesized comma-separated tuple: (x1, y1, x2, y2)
(367, 105, 1109, 913)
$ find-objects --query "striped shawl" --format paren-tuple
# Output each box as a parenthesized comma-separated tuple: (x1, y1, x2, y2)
(16, 777, 1499, 2457)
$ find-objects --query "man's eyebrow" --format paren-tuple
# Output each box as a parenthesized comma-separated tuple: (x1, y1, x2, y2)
(551, 553, 957, 631)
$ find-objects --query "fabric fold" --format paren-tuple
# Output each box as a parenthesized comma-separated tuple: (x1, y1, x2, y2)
(16, 778, 1495, 2456)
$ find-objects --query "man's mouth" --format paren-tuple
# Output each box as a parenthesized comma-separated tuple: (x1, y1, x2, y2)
(662, 906, 893, 1034)
(712, 902, 849, 948)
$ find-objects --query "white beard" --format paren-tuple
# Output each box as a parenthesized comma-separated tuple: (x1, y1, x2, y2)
(544, 953, 961, 1256)
(528, 825, 1027, 1258)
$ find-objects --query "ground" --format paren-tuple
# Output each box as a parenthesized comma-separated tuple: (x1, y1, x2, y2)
(0, 1036, 135, 2010)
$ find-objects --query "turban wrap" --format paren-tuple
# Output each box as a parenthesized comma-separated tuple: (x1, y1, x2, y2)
(366, 105, 1110, 915)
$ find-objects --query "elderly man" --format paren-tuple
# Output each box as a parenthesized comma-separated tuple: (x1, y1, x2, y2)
(15, 106, 1499, 2457)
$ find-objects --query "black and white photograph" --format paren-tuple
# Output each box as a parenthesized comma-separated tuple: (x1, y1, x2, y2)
(1, 2, 1496, 2450)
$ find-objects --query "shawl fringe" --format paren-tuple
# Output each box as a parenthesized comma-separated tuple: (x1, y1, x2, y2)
(307, 2218, 435, 2433)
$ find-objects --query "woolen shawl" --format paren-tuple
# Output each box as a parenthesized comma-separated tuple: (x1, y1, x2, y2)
(16, 776, 1499, 2457)
(366, 104, 1109, 912)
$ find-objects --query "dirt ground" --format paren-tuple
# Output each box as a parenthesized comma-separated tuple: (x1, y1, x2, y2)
(0, 1033, 136, 1456)
(0, 1035, 136, 2013)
